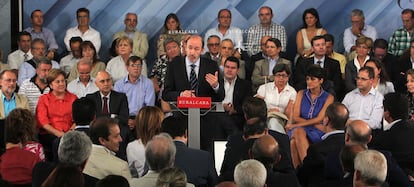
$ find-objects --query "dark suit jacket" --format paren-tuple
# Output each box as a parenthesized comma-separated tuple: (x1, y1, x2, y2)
(220, 78, 252, 116)
(295, 56, 342, 96)
(266, 168, 301, 187)
(174, 141, 218, 187)
(371, 120, 414, 173)
(163, 56, 225, 102)
(393, 57, 412, 93)
(85, 91, 129, 126)
(297, 132, 345, 187)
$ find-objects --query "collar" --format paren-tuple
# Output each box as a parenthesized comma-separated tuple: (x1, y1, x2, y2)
(268, 56, 279, 62)
(124, 75, 142, 83)
(314, 56, 326, 64)
(185, 56, 201, 67)
(1, 92, 15, 102)
(27, 27, 43, 33)
(100, 91, 111, 98)
(225, 76, 237, 85)
(321, 130, 344, 140)
(75, 125, 90, 129)
(383, 119, 402, 131)
(76, 77, 94, 83)
(92, 144, 116, 155)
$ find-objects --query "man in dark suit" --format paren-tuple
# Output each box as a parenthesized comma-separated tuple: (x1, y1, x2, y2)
(162, 116, 218, 187)
(393, 39, 414, 93)
(294, 35, 343, 99)
(297, 102, 348, 187)
(162, 35, 224, 152)
(86, 70, 129, 160)
(201, 35, 221, 63)
(371, 93, 414, 177)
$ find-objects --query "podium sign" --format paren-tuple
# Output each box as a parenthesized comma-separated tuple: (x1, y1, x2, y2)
(177, 97, 211, 108)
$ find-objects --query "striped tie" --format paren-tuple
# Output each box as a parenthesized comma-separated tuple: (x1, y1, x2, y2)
(190, 64, 198, 91)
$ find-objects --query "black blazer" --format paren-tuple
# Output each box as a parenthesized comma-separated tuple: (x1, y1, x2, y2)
(220, 77, 252, 116)
(163, 56, 225, 102)
(85, 91, 129, 126)
(393, 57, 412, 93)
(174, 141, 218, 187)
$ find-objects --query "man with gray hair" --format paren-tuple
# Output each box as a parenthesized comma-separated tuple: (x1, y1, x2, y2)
(353, 150, 387, 187)
(32, 131, 98, 187)
(343, 9, 377, 55)
(234, 159, 267, 187)
(130, 133, 194, 187)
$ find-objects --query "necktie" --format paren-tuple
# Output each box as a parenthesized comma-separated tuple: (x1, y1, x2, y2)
(24, 53, 28, 61)
(317, 61, 322, 67)
(189, 64, 198, 91)
(102, 97, 109, 114)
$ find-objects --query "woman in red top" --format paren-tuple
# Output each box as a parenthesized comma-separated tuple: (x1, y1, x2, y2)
(36, 69, 77, 160)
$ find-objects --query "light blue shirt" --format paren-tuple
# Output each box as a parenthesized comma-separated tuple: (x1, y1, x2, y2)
(268, 57, 278, 76)
(2, 93, 16, 117)
(343, 24, 377, 53)
(114, 75, 155, 116)
(18, 59, 60, 86)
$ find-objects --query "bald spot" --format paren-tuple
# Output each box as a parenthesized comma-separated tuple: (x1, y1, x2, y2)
(253, 134, 279, 158)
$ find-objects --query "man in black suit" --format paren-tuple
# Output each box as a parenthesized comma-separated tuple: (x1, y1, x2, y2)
(162, 116, 218, 187)
(86, 70, 129, 160)
(297, 102, 348, 187)
(393, 39, 414, 93)
(294, 35, 343, 99)
(371, 93, 414, 177)
(162, 34, 224, 152)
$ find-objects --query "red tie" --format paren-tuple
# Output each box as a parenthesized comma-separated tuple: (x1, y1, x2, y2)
(102, 97, 109, 114)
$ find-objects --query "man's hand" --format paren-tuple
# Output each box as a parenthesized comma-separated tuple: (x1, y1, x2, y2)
(205, 71, 219, 88)
(181, 90, 196, 97)
(47, 51, 55, 61)
(351, 26, 361, 36)
(223, 103, 236, 115)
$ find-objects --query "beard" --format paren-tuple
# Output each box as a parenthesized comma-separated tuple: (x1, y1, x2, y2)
(39, 77, 48, 84)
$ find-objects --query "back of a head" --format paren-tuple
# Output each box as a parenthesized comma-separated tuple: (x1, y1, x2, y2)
(346, 120, 372, 145)
(161, 116, 187, 139)
(136, 106, 164, 145)
(234, 159, 267, 187)
(41, 164, 84, 187)
(325, 102, 349, 130)
(89, 117, 117, 145)
(252, 134, 280, 168)
(156, 167, 187, 187)
(243, 117, 267, 138)
(242, 97, 267, 120)
(340, 144, 367, 173)
(5, 108, 36, 145)
(96, 175, 130, 187)
(58, 131, 92, 166)
(383, 93, 409, 121)
(72, 97, 96, 126)
(354, 150, 387, 186)
(145, 133, 176, 172)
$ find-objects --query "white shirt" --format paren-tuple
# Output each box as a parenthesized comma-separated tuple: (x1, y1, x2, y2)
(7, 49, 32, 69)
(64, 26, 101, 53)
(343, 24, 377, 53)
(67, 77, 99, 98)
(126, 139, 146, 177)
(352, 55, 370, 72)
(204, 26, 244, 50)
(383, 119, 402, 131)
(59, 53, 80, 75)
(223, 77, 237, 104)
(106, 55, 147, 82)
(256, 82, 297, 113)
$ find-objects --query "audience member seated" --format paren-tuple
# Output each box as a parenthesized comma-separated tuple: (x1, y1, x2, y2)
(297, 102, 348, 186)
(96, 175, 130, 187)
(393, 39, 414, 94)
(114, 13, 149, 59)
(295, 8, 327, 62)
(162, 116, 218, 186)
(388, 8, 414, 57)
(342, 67, 383, 130)
(18, 57, 51, 114)
(406, 69, 414, 120)
(127, 106, 164, 178)
(294, 35, 342, 98)
(255, 63, 296, 134)
(114, 56, 155, 116)
(0, 49, 10, 72)
(67, 57, 99, 98)
(156, 167, 190, 187)
(218, 39, 246, 79)
(234, 159, 267, 187)
(245, 35, 271, 81)
(157, 13, 184, 57)
(250, 134, 300, 187)
(41, 165, 85, 187)
(64, 7, 101, 53)
(106, 36, 147, 82)
(324, 34, 347, 79)
(0, 109, 43, 185)
(353, 150, 387, 187)
(129, 133, 194, 187)
(202, 35, 221, 63)
(83, 117, 131, 180)
(59, 36, 82, 75)
(344, 36, 373, 92)
(252, 38, 290, 92)
(363, 59, 395, 95)
(7, 31, 32, 70)
(36, 69, 77, 160)
(17, 38, 59, 86)
(371, 39, 399, 85)
(287, 66, 334, 168)
(246, 6, 287, 55)
(32, 131, 98, 187)
(24, 9, 58, 60)
(371, 93, 414, 178)
(0, 70, 29, 119)
(68, 41, 106, 82)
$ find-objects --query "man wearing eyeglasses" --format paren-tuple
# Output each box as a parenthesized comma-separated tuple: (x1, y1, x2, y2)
(202, 35, 221, 63)
(67, 57, 98, 98)
(342, 66, 384, 130)
(0, 70, 29, 119)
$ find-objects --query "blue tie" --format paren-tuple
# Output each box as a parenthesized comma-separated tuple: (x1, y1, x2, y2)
(190, 64, 198, 91)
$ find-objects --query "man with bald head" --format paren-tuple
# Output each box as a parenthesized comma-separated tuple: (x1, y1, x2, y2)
(67, 58, 98, 98)
(250, 134, 300, 186)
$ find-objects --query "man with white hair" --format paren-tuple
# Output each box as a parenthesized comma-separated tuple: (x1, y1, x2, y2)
(353, 150, 387, 187)
(234, 159, 267, 187)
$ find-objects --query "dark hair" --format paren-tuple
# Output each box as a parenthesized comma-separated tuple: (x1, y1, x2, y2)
(162, 116, 187, 138)
(96, 175, 130, 187)
(266, 38, 281, 48)
(72, 97, 96, 126)
(163, 37, 180, 52)
(76, 7, 89, 17)
(243, 117, 267, 137)
(5, 108, 37, 144)
(18, 31, 31, 42)
(340, 144, 366, 172)
(364, 58, 390, 83)
(0, 70, 17, 80)
(80, 41, 99, 64)
(311, 35, 325, 46)
(218, 9, 232, 18)
(306, 65, 326, 80)
(41, 165, 84, 187)
(90, 117, 118, 145)
(69, 36, 83, 45)
(207, 35, 220, 42)
(383, 93, 409, 120)
(325, 102, 349, 130)
(323, 33, 335, 44)
(260, 6, 273, 15)
(373, 39, 388, 49)
(402, 8, 414, 18)
(30, 9, 42, 19)
(242, 97, 267, 120)
(359, 66, 375, 79)
(302, 8, 323, 28)
(126, 56, 143, 66)
(224, 56, 240, 68)
(31, 38, 46, 50)
(109, 38, 118, 57)
(163, 13, 182, 34)
(272, 63, 291, 75)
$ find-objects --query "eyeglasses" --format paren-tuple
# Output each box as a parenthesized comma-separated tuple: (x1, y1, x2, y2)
(356, 76, 370, 81)
(129, 63, 142, 67)
(79, 72, 90, 75)
(274, 74, 289, 78)
(207, 43, 220, 47)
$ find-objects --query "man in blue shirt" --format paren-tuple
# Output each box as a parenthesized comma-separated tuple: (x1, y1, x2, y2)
(0, 70, 29, 119)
